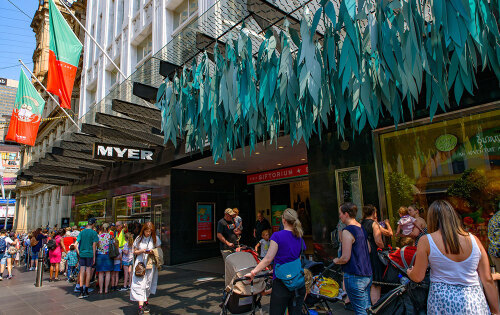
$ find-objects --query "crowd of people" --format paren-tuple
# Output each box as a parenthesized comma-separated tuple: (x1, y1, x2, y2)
(0, 219, 162, 315)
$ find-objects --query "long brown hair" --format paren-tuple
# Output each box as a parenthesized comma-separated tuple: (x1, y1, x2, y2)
(32, 228, 42, 239)
(427, 200, 467, 255)
(138, 222, 157, 246)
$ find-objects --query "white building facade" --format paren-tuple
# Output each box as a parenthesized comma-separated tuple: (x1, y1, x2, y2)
(79, 0, 215, 116)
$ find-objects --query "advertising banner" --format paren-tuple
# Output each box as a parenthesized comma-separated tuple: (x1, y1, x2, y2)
(197, 203, 215, 243)
(126, 195, 134, 208)
(140, 193, 149, 207)
(0, 206, 15, 218)
(271, 205, 287, 232)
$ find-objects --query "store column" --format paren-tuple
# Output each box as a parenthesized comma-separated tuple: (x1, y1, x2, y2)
(34, 194, 42, 228)
(41, 191, 49, 228)
(49, 188, 58, 227)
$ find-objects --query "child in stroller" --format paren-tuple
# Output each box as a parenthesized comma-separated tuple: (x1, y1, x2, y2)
(368, 239, 429, 315)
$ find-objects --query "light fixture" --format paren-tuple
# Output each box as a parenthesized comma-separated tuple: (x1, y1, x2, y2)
(278, 146, 284, 149)
(198, 166, 203, 169)
(241, 170, 246, 173)
(301, 158, 306, 161)
(215, 162, 219, 165)
(232, 158, 236, 161)
(255, 152, 260, 155)
(277, 163, 282, 166)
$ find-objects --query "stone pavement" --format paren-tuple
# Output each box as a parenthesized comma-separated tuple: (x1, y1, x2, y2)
(0, 258, 352, 314)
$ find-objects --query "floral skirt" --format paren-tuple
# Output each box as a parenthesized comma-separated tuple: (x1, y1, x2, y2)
(428, 282, 490, 315)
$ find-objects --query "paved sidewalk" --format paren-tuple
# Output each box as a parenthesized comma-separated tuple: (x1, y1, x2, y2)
(0, 259, 352, 314)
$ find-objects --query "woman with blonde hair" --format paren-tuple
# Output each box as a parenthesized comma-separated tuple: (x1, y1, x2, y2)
(245, 208, 306, 314)
(130, 222, 161, 315)
(407, 200, 499, 314)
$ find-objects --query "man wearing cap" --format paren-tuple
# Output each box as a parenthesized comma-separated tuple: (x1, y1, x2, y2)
(75, 218, 98, 298)
(217, 208, 236, 260)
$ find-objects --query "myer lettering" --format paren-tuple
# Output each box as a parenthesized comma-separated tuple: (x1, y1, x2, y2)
(93, 143, 154, 161)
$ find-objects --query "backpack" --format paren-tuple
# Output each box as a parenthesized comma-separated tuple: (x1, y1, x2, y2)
(108, 238, 120, 259)
(47, 239, 57, 250)
(30, 236, 39, 248)
(0, 236, 6, 254)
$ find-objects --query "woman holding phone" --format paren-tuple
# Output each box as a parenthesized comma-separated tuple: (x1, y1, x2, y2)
(130, 222, 161, 315)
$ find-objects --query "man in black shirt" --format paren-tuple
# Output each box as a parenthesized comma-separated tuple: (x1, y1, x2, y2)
(254, 211, 271, 244)
(217, 208, 236, 260)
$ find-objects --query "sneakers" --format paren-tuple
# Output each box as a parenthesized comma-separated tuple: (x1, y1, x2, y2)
(74, 285, 81, 292)
(8, 275, 13, 280)
(119, 286, 128, 291)
(83, 288, 89, 298)
(143, 303, 150, 313)
(88, 287, 94, 293)
(138, 308, 144, 315)
(0, 276, 3, 281)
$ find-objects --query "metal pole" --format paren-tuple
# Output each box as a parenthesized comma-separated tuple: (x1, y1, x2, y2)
(18, 60, 81, 131)
(58, 1, 126, 80)
(35, 248, 44, 287)
(1, 177, 6, 230)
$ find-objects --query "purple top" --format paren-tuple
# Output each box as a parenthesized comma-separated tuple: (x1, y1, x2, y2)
(270, 230, 305, 279)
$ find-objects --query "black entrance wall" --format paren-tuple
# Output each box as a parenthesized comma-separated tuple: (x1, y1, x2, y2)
(170, 169, 255, 265)
(307, 130, 380, 259)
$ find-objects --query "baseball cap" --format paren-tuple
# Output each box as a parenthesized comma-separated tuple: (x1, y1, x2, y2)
(225, 208, 236, 216)
(88, 217, 97, 225)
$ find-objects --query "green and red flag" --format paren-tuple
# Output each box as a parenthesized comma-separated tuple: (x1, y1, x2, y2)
(5, 70, 46, 146)
(46, 0, 82, 109)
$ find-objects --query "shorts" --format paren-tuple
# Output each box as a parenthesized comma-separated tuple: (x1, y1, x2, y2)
(0, 252, 5, 265)
(122, 261, 132, 266)
(79, 257, 94, 268)
(31, 251, 39, 260)
(113, 263, 121, 271)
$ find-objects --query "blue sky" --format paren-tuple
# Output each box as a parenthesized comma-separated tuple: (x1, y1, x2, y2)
(0, 1, 39, 81)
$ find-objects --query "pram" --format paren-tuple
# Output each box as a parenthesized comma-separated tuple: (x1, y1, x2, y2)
(302, 260, 343, 315)
(368, 247, 429, 315)
(220, 251, 272, 315)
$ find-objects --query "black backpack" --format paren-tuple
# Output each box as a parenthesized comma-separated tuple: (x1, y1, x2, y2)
(47, 239, 57, 250)
(0, 236, 6, 253)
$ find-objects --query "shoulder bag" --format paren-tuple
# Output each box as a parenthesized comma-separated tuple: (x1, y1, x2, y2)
(108, 235, 120, 259)
(274, 238, 306, 291)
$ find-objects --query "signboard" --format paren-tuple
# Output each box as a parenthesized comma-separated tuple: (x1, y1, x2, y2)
(247, 164, 309, 184)
(93, 143, 154, 161)
(78, 221, 88, 226)
(140, 193, 149, 207)
(196, 202, 215, 243)
(0, 78, 6, 86)
(0, 199, 15, 205)
(0, 206, 15, 218)
(271, 205, 287, 232)
(2, 177, 17, 185)
(0, 151, 20, 171)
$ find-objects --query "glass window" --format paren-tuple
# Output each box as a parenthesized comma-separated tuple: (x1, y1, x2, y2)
(173, 0, 198, 30)
(378, 108, 500, 247)
(113, 191, 152, 224)
(107, 0, 115, 45)
(136, 34, 152, 64)
(96, 14, 102, 44)
(133, 0, 140, 13)
(73, 200, 107, 224)
(117, 0, 124, 30)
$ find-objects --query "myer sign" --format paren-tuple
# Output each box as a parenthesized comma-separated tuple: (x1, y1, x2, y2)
(93, 143, 154, 161)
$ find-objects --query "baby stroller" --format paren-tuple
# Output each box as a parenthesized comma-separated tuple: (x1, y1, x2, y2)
(220, 251, 272, 315)
(368, 247, 429, 315)
(302, 261, 343, 315)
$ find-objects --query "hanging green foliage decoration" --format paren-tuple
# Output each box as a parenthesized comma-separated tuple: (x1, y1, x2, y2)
(155, 0, 500, 162)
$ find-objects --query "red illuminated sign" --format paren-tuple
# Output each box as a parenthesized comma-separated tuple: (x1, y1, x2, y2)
(247, 164, 309, 184)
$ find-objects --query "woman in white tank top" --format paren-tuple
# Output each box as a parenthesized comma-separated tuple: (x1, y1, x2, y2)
(407, 200, 499, 315)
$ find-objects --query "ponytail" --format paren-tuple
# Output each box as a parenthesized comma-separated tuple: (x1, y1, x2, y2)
(283, 208, 304, 238)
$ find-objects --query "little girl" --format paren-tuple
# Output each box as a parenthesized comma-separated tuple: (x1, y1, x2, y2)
(120, 233, 134, 291)
(255, 230, 270, 259)
(396, 207, 417, 236)
(111, 238, 121, 291)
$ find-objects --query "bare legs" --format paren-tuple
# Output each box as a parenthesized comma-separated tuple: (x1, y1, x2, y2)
(98, 271, 111, 293)
(370, 285, 381, 305)
(123, 265, 132, 287)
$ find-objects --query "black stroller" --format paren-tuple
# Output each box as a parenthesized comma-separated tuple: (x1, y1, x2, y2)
(368, 248, 429, 315)
(302, 260, 343, 315)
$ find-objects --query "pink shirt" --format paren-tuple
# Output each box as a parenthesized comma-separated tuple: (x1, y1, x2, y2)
(398, 215, 416, 235)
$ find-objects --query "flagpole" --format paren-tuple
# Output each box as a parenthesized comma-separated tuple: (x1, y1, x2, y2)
(58, 1, 126, 81)
(19, 59, 81, 131)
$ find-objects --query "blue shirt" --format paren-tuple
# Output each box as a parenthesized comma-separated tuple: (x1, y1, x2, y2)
(342, 225, 372, 277)
(64, 251, 78, 266)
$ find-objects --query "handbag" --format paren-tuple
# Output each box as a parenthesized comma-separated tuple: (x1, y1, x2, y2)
(135, 261, 146, 277)
(108, 237, 120, 259)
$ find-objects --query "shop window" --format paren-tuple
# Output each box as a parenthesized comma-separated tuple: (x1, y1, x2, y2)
(377, 108, 500, 247)
(173, 0, 198, 31)
(73, 200, 107, 225)
(107, 0, 115, 45)
(136, 34, 152, 65)
(113, 191, 152, 224)
(117, 0, 124, 30)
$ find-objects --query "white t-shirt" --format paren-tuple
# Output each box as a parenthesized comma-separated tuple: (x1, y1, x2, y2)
(2, 236, 13, 247)
(259, 239, 270, 257)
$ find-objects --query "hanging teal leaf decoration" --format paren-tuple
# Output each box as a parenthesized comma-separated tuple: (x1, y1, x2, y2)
(153, 0, 500, 162)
